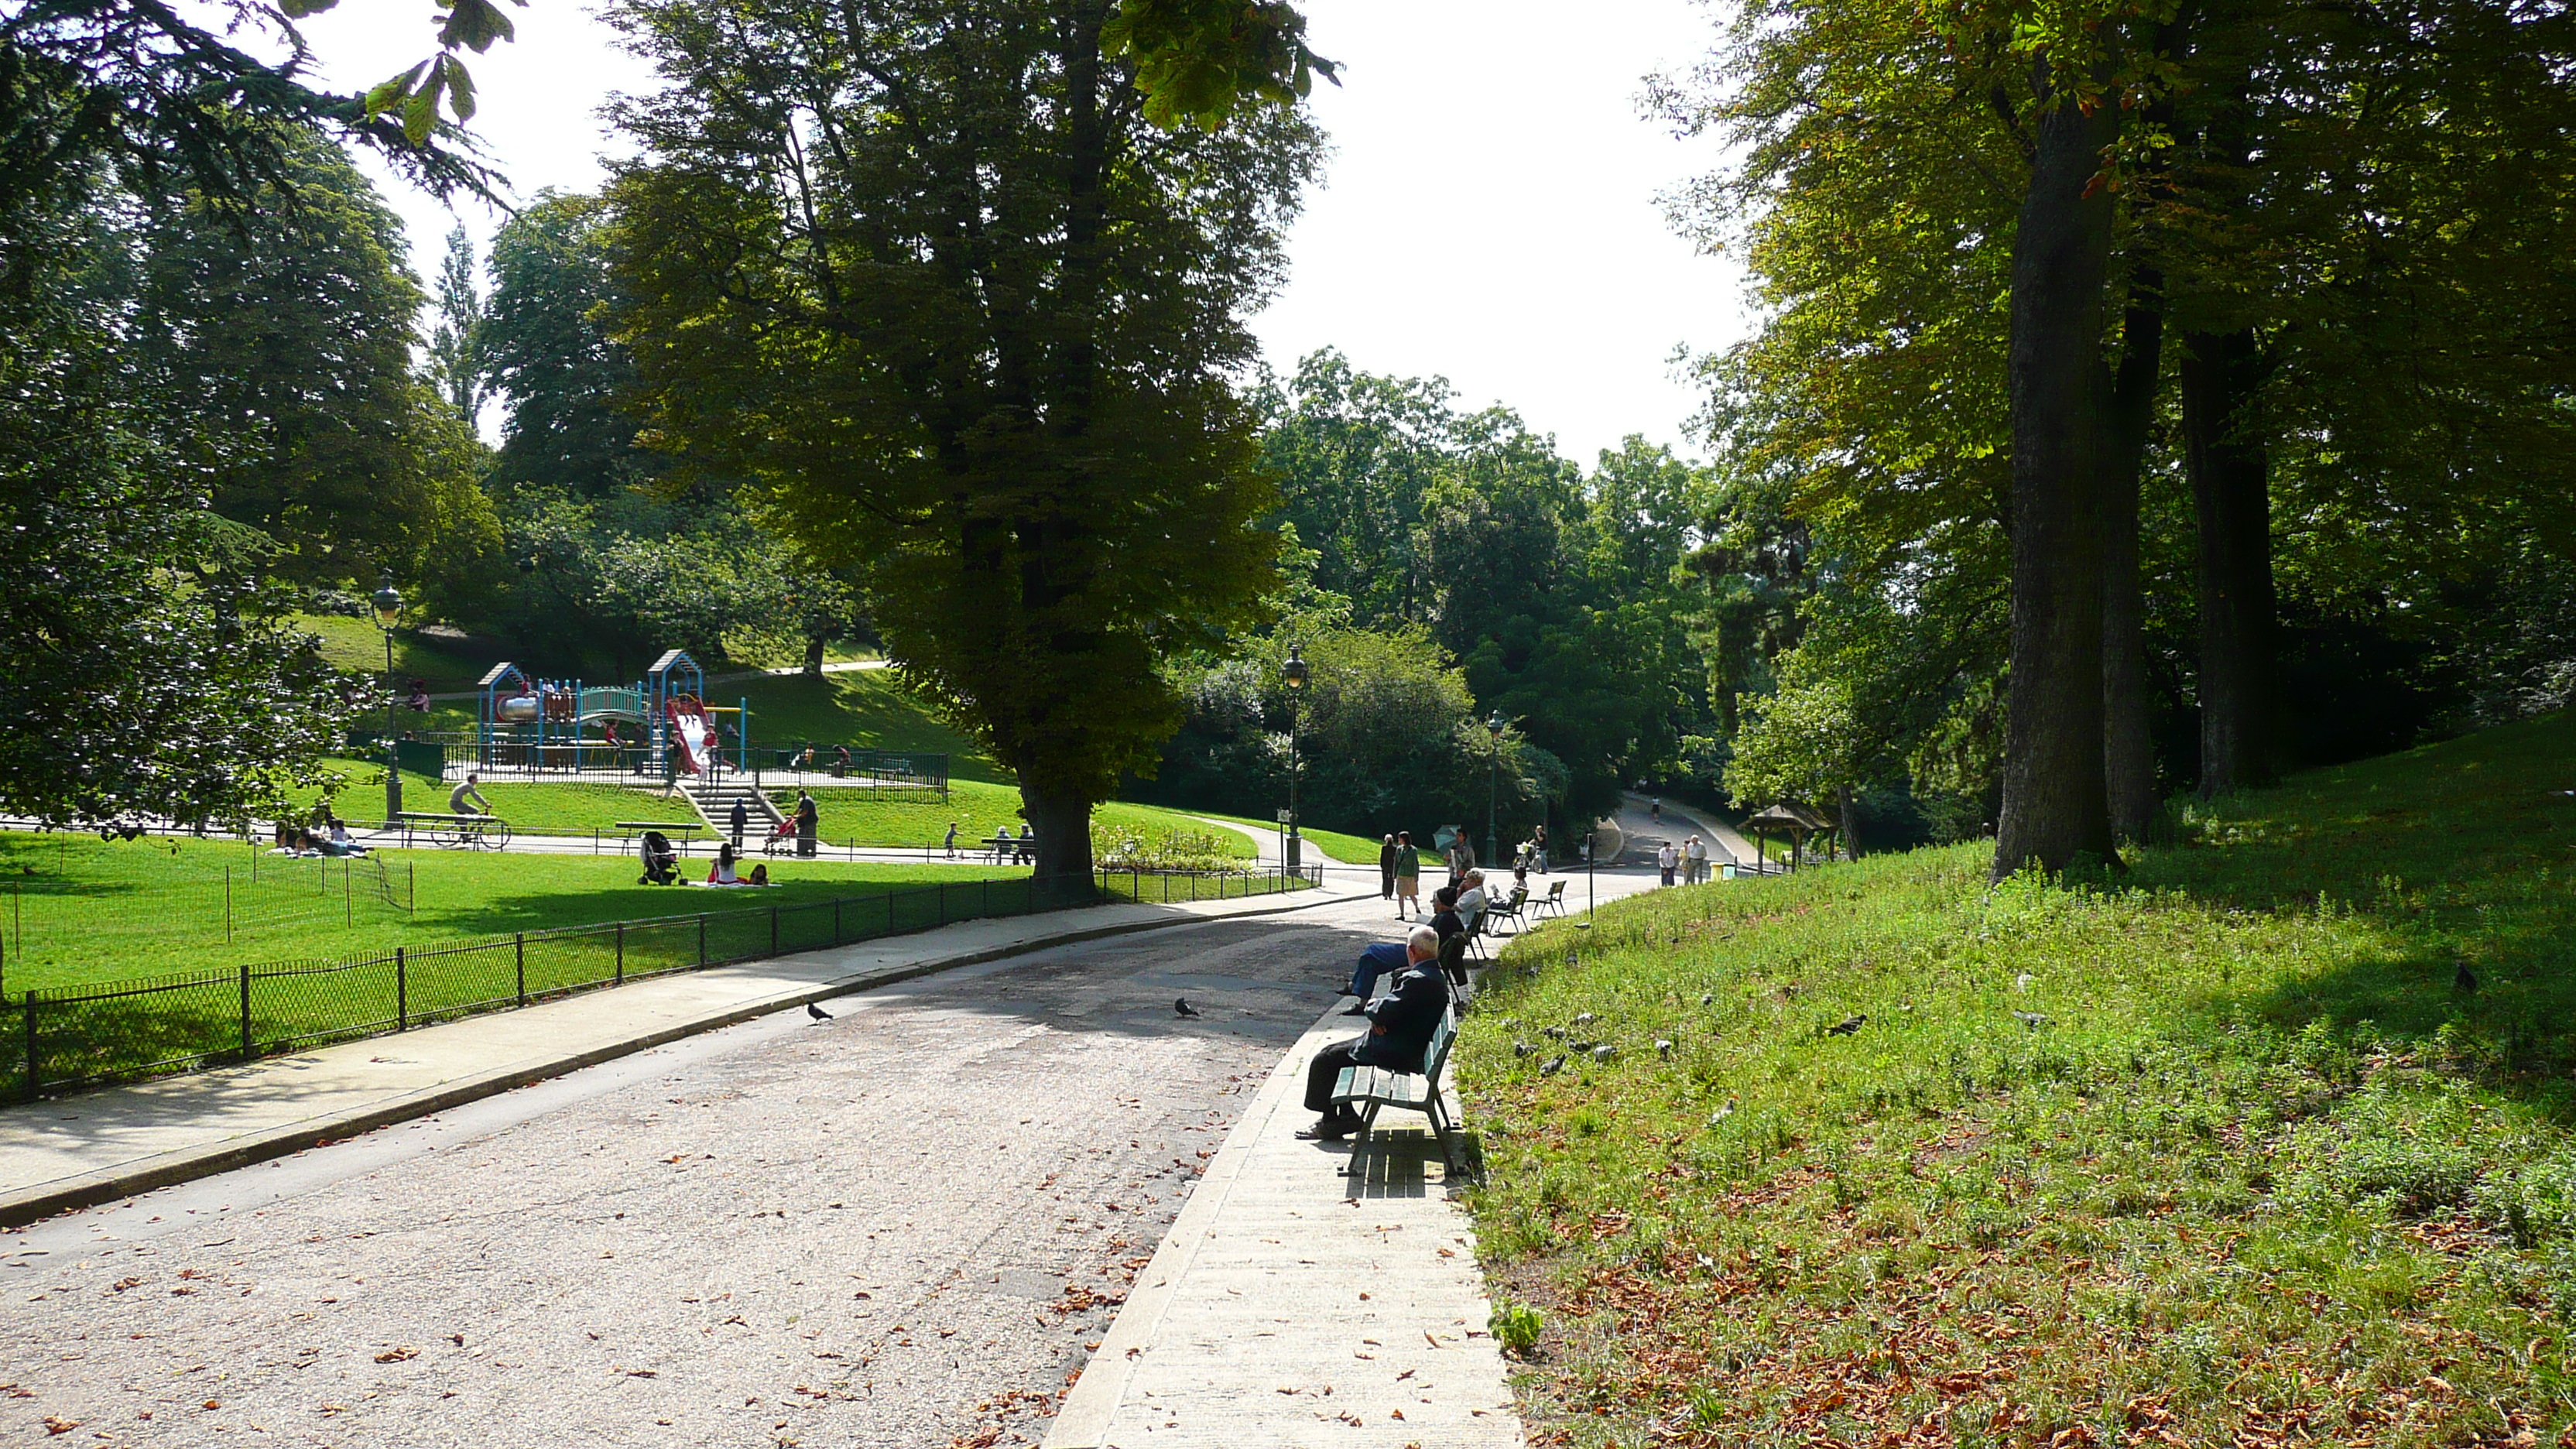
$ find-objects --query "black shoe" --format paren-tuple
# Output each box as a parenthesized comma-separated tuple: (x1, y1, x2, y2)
(1296, 1118, 1355, 1142)
(1337, 986, 1358, 996)
(1338, 1003, 1368, 1016)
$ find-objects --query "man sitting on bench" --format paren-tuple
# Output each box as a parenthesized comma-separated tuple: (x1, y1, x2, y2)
(1299, 926, 1447, 1142)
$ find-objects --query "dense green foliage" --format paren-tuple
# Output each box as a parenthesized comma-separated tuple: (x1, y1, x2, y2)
(1653, 0, 2576, 861)
(1468, 710, 2576, 1444)
(606, 0, 1321, 875)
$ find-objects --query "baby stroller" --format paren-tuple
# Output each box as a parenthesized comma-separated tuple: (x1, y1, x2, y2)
(638, 830, 680, 886)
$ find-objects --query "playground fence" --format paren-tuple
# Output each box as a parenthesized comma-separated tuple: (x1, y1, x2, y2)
(1, 862, 1318, 1100)
(374, 733, 950, 800)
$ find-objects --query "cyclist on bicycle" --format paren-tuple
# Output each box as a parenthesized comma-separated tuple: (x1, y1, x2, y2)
(450, 771, 492, 817)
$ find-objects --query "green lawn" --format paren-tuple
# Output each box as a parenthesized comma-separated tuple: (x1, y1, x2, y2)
(731, 670, 1008, 782)
(1179, 809, 1379, 865)
(0, 831, 1031, 992)
(766, 779, 1255, 860)
(1465, 710, 2576, 1446)
(296, 613, 491, 692)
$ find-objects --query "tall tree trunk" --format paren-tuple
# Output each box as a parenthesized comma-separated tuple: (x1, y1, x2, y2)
(803, 631, 827, 677)
(2099, 263, 2164, 842)
(1022, 776, 1095, 885)
(1994, 87, 2121, 881)
(2180, 327, 2278, 797)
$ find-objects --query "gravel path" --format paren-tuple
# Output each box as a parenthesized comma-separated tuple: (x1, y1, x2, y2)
(0, 909, 1380, 1447)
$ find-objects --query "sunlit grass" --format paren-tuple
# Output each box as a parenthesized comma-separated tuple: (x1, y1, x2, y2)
(1466, 710, 2576, 1447)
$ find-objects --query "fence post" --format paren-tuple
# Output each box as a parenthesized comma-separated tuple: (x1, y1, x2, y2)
(224, 865, 233, 944)
(697, 913, 707, 967)
(239, 965, 252, 1058)
(396, 947, 408, 1031)
(615, 923, 625, 985)
(23, 995, 37, 1100)
(516, 933, 527, 1007)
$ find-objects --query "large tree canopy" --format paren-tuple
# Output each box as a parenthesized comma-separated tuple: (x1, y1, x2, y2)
(608, 0, 1321, 875)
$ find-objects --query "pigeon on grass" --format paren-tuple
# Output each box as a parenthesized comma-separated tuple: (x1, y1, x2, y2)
(1174, 999, 1202, 1018)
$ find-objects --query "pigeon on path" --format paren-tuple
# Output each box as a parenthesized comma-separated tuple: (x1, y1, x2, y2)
(1174, 998, 1202, 1018)
(807, 1002, 833, 1023)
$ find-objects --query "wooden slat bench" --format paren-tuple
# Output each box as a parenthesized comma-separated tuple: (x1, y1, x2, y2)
(1330, 1009, 1464, 1177)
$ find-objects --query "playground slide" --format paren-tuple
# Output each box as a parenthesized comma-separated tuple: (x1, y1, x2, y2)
(669, 698, 716, 776)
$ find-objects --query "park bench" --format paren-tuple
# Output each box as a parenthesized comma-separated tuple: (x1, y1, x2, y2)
(393, 811, 512, 850)
(616, 820, 705, 851)
(1532, 879, 1568, 920)
(1330, 1009, 1465, 1177)
(1483, 885, 1530, 937)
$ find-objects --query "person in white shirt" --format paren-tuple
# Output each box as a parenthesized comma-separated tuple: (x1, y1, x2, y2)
(1455, 870, 1488, 937)
(1684, 834, 1709, 884)
(1656, 841, 1679, 886)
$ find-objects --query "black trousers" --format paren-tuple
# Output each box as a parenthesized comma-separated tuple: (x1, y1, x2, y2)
(1305, 1036, 1370, 1115)
(1379, 866, 1394, 899)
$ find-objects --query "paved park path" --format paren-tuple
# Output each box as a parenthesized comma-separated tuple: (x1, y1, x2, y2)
(0, 837, 1665, 1447)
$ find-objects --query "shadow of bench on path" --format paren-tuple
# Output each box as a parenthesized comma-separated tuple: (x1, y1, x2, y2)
(1334, 1125, 1486, 1200)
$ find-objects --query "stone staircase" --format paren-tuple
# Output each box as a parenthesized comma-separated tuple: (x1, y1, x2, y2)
(680, 776, 784, 838)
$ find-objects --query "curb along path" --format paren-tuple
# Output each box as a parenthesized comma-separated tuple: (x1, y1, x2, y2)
(0, 874, 1374, 1228)
(1048, 1003, 1522, 1449)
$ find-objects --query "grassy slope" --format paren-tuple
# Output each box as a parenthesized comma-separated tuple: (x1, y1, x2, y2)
(1467, 711, 2576, 1447)
(757, 779, 1255, 859)
(0, 832, 1029, 991)
(296, 614, 491, 692)
(1180, 810, 1380, 865)
(730, 671, 1007, 783)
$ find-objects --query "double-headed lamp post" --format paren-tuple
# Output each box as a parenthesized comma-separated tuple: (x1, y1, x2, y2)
(372, 574, 404, 826)
(1282, 644, 1309, 876)
(1485, 710, 1506, 870)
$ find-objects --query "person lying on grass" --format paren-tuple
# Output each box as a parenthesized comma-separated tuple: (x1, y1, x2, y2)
(1300, 925, 1448, 1142)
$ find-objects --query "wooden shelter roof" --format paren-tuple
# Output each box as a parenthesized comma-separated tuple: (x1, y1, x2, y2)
(1745, 801, 1835, 832)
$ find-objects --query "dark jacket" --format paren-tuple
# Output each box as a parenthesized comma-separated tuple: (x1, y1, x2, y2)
(1379, 841, 1398, 874)
(1428, 907, 1464, 943)
(1355, 958, 1449, 1074)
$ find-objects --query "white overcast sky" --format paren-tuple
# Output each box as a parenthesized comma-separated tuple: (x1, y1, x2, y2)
(293, 0, 1748, 464)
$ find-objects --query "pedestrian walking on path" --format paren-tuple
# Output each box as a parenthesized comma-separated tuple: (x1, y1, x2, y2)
(794, 790, 819, 858)
(1532, 821, 1550, 873)
(1392, 831, 1421, 919)
(1684, 833, 1708, 884)
(1657, 840, 1679, 886)
(1378, 834, 1397, 900)
(944, 820, 960, 858)
(728, 796, 748, 848)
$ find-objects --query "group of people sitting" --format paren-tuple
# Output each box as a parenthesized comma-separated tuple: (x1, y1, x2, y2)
(271, 811, 366, 858)
(639, 833, 775, 887)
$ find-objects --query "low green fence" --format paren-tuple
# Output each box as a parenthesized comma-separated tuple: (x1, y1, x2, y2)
(2, 863, 1317, 1100)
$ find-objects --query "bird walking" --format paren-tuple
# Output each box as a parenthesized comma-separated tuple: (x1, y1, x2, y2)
(1173, 998, 1201, 1019)
(807, 1002, 833, 1023)
(1826, 1014, 1867, 1036)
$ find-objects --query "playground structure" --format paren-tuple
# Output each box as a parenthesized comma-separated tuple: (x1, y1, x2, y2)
(474, 650, 751, 781)
(458, 648, 947, 800)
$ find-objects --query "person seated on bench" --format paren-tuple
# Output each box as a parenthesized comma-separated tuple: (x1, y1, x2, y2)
(1340, 936, 1411, 1015)
(706, 841, 748, 886)
(1427, 885, 1464, 945)
(1300, 926, 1447, 1142)
(1456, 870, 1488, 936)
(449, 771, 491, 818)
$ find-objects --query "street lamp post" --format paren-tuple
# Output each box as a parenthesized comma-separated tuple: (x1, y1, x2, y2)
(1485, 710, 1505, 871)
(372, 574, 404, 827)
(1281, 645, 1309, 877)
